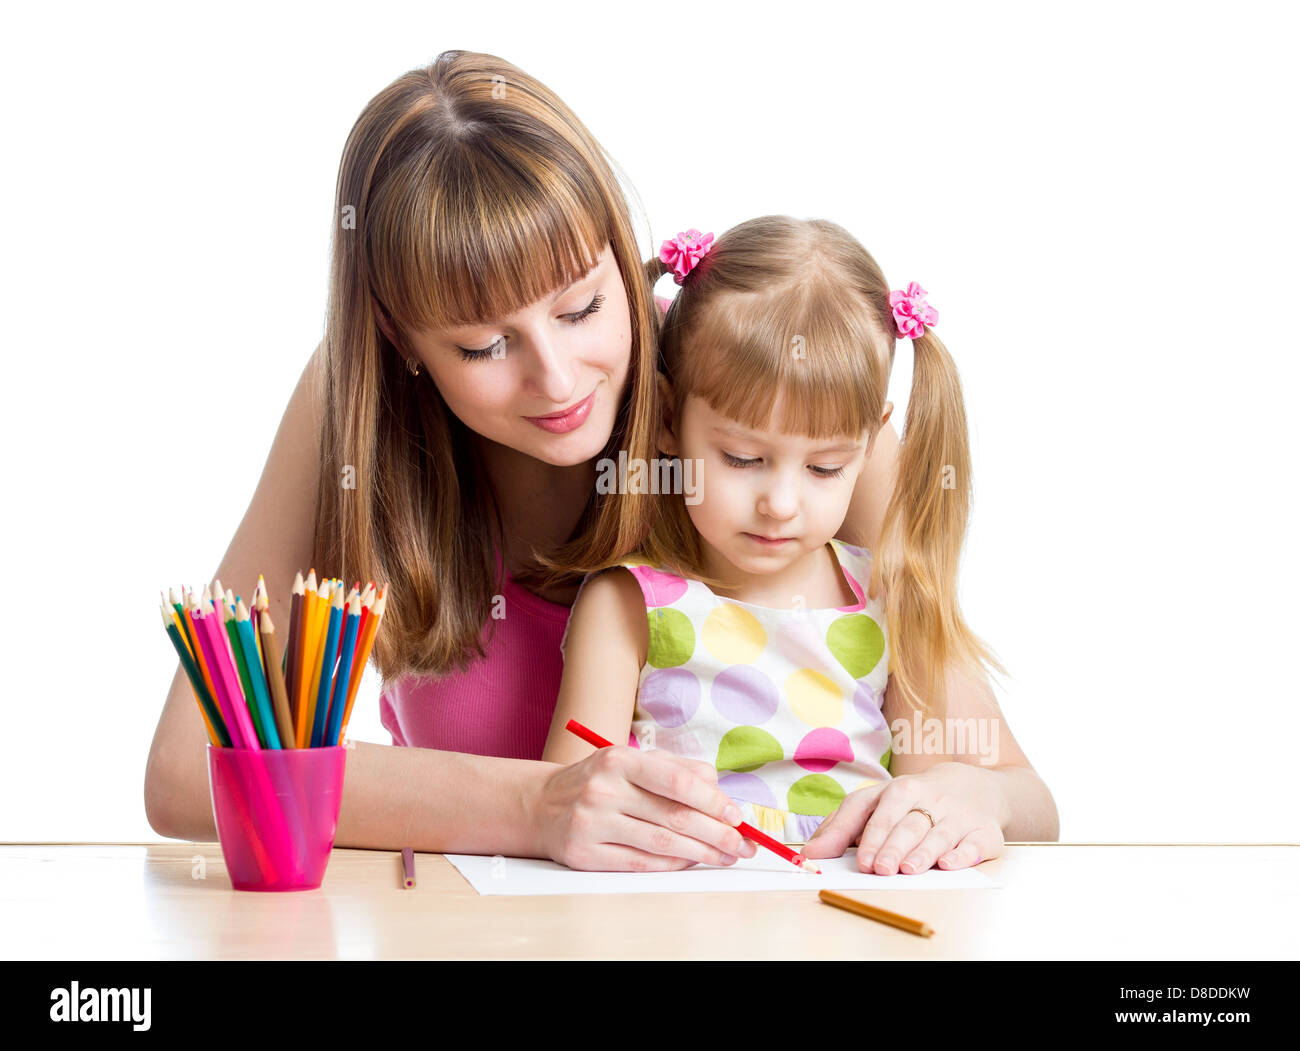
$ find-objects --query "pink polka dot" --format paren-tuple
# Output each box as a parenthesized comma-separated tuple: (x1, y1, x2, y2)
(628, 731, 639, 749)
(794, 727, 855, 772)
(628, 566, 688, 608)
(836, 566, 865, 611)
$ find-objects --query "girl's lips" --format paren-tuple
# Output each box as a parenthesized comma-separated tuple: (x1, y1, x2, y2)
(744, 533, 795, 546)
(525, 388, 596, 434)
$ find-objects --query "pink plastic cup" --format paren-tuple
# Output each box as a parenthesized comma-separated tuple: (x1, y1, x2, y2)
(207, 744, 346, 892)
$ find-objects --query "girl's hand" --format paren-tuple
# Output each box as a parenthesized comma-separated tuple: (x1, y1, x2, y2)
(799, 762, 1005, 874)
(532, 746, 760, 871)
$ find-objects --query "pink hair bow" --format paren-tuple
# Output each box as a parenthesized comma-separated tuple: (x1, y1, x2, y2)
(888, 282, 938, 339)
(659, 229, 714, 285)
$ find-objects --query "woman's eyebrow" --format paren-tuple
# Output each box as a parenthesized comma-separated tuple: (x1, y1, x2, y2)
(472, 258, 602, 329)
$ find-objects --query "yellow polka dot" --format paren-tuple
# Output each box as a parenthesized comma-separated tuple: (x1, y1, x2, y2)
(750, 802, 787, 837)
(850, 779, 882, 793)
(786, 667, 844, 727)
(701, 603, 767, 664)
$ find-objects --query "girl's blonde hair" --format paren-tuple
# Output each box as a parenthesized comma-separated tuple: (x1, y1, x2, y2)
(638, 215, 1006, 717)
(313, 50, 662, 684)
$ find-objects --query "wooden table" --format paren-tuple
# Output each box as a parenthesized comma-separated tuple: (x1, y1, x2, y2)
(1, 843, 1295, 959)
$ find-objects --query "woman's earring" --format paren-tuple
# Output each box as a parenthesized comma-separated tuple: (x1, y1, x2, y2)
(406, 357, 422, 377)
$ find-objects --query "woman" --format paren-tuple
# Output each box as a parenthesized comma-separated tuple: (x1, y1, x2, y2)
(144, 50, 1057, 873)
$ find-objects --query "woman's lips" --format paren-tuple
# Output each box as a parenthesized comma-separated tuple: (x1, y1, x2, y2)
(525, 388, 596, 434)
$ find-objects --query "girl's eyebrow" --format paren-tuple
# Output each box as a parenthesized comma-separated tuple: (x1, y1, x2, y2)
(709, 424, 862, 455)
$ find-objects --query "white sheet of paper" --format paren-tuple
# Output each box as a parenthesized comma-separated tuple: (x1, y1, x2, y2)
(443, 847, 999, 895)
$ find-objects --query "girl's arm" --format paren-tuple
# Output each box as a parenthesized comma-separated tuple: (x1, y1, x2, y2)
(542, 568, 648, 765)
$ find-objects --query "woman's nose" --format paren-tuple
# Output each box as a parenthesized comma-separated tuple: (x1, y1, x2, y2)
(521, 327, 576, 404)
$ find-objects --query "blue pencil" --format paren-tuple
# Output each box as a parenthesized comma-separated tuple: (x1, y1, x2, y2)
(310, 584, 344, 748)
(324, 592, 361, 747)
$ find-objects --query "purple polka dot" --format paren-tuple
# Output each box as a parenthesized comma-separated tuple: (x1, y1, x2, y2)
(794, 727, 855, 772)
(638, 668, 700, 728)
(628, 566, 688, 608)
(718, 772, 779, 809)
(852, 680, 885, 724)
(791, 813, 826, 840)
(711, 665, 779, 725)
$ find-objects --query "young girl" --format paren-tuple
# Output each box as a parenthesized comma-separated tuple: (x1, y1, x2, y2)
(543, 216, 1008, 849)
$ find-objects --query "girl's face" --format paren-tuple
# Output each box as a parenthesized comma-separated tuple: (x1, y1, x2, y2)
(397, 241, 631, 467)
(664, 391, 878, 581)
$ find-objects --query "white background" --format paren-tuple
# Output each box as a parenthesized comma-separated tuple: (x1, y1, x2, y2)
(2, 0, 1296, 843)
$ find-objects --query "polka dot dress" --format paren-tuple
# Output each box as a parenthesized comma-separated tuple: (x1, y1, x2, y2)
(569, 539, 893, 845)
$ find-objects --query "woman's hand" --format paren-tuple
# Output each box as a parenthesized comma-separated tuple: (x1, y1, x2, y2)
(799, 761, 1006, 874)
(531, 746, 760, 871)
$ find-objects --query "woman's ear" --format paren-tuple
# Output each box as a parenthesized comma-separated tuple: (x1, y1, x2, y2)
(656, 372, 680, 456)
(373, 302, 400, 348)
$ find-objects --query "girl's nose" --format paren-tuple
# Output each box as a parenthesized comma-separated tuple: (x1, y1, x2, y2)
(757, 472, 800, 521)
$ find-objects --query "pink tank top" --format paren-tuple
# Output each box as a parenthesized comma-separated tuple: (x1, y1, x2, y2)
(377, 563, 572, 758)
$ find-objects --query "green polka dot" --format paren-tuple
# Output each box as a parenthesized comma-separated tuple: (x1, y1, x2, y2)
(880, 742, 892, 772)
(646, 607, 694, 668)
(716, 726, 784, 773)
(787, 774, 847, 817)
(826, 613, 885, 678)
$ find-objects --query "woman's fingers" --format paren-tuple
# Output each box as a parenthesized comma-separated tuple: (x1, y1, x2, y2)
(799, 783, 886, 859)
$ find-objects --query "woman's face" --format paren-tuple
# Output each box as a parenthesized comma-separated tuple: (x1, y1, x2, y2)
(401, 241, 631, 467)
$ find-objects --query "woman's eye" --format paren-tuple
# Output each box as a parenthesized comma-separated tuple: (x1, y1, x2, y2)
(564, 291, 604, 325)
(456, 337, 504, 362)
(456, 292, 605, 363)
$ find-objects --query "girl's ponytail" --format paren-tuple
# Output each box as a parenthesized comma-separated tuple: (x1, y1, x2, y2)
(870, 326, 1007, 718)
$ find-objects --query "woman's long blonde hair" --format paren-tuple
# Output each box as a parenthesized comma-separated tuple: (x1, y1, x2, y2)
(638, 216, 1006, 717)
(313, 50, 662, 684)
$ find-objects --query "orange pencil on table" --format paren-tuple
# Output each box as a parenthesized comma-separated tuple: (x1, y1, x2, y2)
(563, 718, 821, 874)
(819, 889, 934, 937)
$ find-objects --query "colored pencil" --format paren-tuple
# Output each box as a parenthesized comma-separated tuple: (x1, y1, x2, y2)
(563, 718, 821, 874)
(226, 597, 268, 747)
(336, 585, 386, 747)
(284, 572, 305, 723)
(236, 598, 281, 749)
(402, 847, 415, 888)
(323, 591, 361, 749)
(819, 889, 934, 937)
(310, 584, 344, 748)
(257, 609, 297, 749)
(160, 601, 230, 747)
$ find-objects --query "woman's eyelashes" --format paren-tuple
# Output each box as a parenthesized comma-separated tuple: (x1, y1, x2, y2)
(455, 291, 605, 362)
(720, 451, 846, 478)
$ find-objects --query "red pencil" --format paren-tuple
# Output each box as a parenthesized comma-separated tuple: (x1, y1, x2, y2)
(563, 719, 821, 874)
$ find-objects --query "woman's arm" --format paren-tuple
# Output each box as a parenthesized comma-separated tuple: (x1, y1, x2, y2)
(542, 569, 647, 764)
(836, 418, 899, 551)
(883, 664, 1060, 843)
(142, 345, 748, 867)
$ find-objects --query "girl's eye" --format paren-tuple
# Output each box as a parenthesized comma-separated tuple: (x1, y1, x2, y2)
(723, 452, 845, 478)
(455, 292, 605, 362)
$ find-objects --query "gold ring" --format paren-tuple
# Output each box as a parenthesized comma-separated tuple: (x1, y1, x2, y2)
(907, 806, 935, 829)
